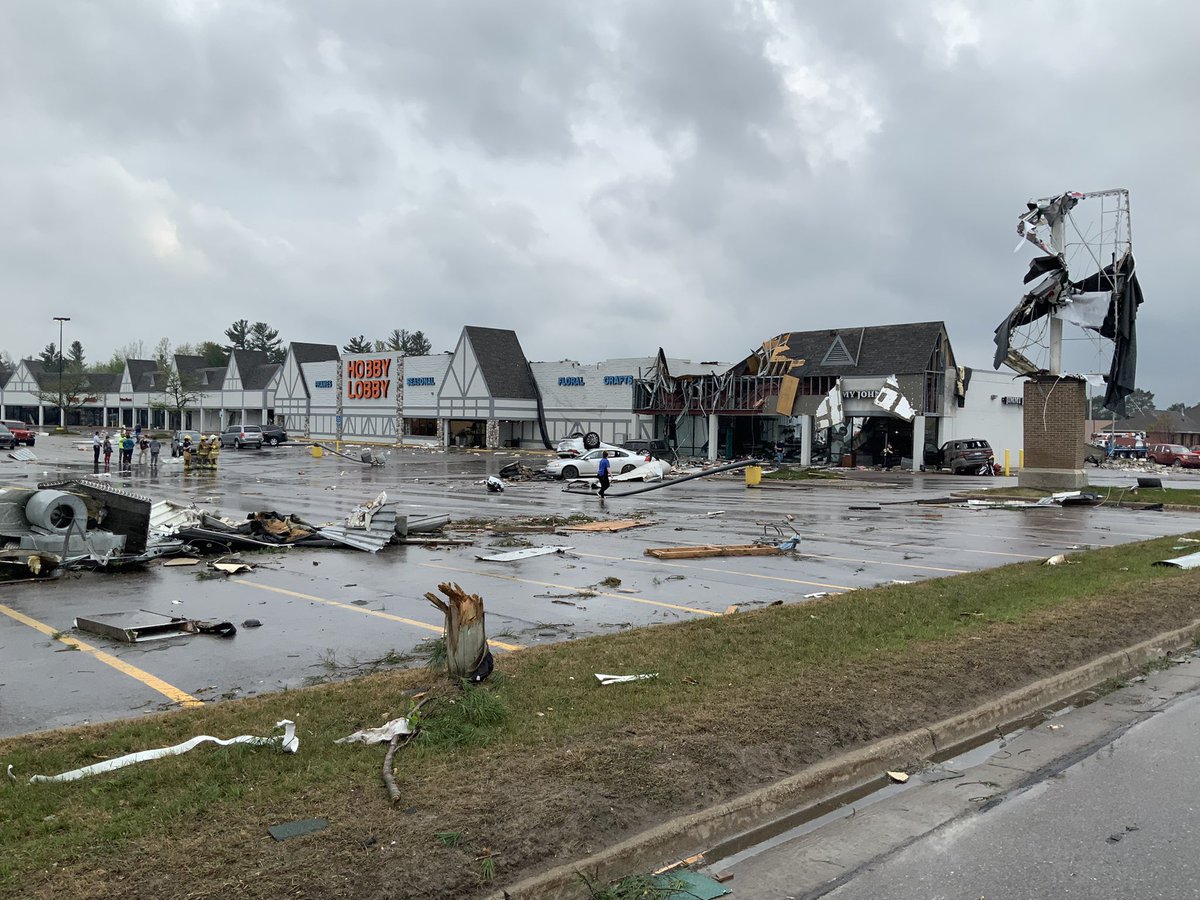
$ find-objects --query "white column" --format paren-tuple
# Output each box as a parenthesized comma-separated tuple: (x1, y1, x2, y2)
(912, 415, 926, 473)
(800, 414, 813, 466)
(707, 412, 718, 461)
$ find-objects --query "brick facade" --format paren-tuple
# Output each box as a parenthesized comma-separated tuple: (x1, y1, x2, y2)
(1019, 375, 1088, 489)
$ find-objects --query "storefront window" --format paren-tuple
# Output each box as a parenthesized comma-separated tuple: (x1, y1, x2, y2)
(405, 418, 437, 437)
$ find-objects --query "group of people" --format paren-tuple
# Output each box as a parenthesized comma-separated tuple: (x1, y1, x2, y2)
(92, 425, 159, 474)
(179, 434, 221, 473)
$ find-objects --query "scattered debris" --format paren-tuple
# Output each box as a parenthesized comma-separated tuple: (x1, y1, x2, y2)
(74, 611, 237, 642)
(724, 605, 739, 615)
(646, 545, 781, 560)
(1045, 554, 1067, 566)
(268, 818, 328, 842)
(560, 519, 651, 533)
(163, 557, 201, 567)
(595, 673, 658, 685)
(476, 546, 574, 562)
(336, 716, 415, 745)
(887, 770, 910, 784)
(485, 476, 506, 493)
(1153, 551, 1200, 569)
(21, 720, 297, 784)
(242, 618, 263, 628)
(212, 562, 254, 574)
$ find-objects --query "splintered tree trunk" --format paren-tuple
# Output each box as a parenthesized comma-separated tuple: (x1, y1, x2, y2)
(424, 582, 490, 680)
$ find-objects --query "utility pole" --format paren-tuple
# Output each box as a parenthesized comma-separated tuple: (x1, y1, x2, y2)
(1048, 218, 1065, 375)
(53, 316, 71, 431)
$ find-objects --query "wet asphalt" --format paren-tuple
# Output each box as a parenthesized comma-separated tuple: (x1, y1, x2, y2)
(2, 436, 1199, 738)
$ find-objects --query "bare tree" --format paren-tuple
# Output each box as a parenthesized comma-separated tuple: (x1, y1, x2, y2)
(151, 368, 205, 430)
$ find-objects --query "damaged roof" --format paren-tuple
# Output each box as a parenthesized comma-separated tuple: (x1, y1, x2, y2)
(464, 326, 537, 400)
(739, 322, 952, 378)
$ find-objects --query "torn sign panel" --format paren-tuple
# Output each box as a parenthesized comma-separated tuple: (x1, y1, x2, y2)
(873, 375, 915, 422)
(814, 382, 844, 431)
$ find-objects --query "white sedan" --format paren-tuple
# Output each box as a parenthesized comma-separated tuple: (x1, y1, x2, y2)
(545, 448, 644, 480)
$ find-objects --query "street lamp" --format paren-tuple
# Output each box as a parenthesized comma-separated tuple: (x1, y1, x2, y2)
(53, 316, 70, 430)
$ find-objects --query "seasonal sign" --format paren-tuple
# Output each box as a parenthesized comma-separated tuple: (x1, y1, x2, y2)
(345, 358, 392, 400)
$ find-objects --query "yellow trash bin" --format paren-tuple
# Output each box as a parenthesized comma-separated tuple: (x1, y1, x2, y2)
(311, 445, 324, 459)
(745, 465, 763, 486)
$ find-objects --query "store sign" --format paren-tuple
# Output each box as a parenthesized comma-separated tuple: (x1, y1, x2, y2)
(314, 379, 333, 388)
(407, 376, 435, 386)
(559, 376, 585, 386)
(346, 358, 391, 400)
(1001, 396, 1023, 406)
(604, 375, 633, 385)
(119, 396, 133, 402)
(842, 390, 878, 400)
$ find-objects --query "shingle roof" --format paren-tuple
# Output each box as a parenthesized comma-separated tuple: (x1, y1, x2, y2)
(231, 350, 269, 383)
(125, 359, 158, 392)
(463, 326, 537, 400)
(174, 355, 207, 378)
(289, 342, 340, 364)
(0, 366, 11, 389)
(242, 363, 281, 391)
(741, 322, 951, 378)
(197, 367, 226, 390)
(86, 372, 122, 393)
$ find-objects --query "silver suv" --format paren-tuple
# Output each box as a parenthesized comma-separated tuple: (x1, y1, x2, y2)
(220, 424, 263, 450)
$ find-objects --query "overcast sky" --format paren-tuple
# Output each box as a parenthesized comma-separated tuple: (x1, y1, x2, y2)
(2, 1, 1196, 404)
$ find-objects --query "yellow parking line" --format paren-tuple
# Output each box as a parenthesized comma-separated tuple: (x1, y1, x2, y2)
(420, 562, 723, 616)
(232, 579, 523, 653)
(0, 602, 201, 708)
(573, 552, 855, 591)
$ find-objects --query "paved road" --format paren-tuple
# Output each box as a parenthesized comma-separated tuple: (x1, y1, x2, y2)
(2, 436, 1198, 738)
(717, 658, 1200, 899)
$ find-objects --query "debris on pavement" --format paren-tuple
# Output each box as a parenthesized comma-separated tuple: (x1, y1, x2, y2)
(560, 519, 651, 533)
(887, 770, 910, 783)
(74, 610, 237, 642)
(268, 817, 329, 842)
(646, 544, 781, 560)
(162, 556, 201, 567)
(0, 548, 61, 581)
(7, 448, 38, 462)
(485, 475, 506, 493)
(594, 673, 658, 685)
(476, 546, 574, 562)
(212, 561, 254, 574)
(20, 720, 298, 784)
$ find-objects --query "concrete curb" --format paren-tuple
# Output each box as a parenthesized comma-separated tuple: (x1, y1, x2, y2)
(489, 619, 1200, 900)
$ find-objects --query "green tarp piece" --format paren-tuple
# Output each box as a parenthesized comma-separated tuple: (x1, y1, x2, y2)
(651, 869, 730, 899)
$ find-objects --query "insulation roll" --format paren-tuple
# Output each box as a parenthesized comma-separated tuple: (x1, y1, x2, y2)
(24, 490, 88, 534)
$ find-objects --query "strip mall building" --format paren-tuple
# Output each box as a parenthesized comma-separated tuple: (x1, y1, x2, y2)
(0, 322, 1029, 470)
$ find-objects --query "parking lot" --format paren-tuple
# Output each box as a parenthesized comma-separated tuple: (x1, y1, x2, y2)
(2, 436, 1199, 738)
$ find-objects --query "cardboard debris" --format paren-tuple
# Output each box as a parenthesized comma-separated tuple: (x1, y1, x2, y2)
(561, 519, 652, 533)
(24, 720, 298, 784)
(646, 544, 781, 560)
(163, 557, 201, 567)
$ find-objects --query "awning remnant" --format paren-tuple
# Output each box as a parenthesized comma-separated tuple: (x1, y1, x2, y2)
(1153, 551, 1200, 569)
(7, 448, 37, 462)
(476, 546, 573, 562)
(872, 375, 915, 422)
(23, 720, 297, 784)
(814, 381, 844, 431)
(646, 545, 781, 560)
(594, 673, 658, 685)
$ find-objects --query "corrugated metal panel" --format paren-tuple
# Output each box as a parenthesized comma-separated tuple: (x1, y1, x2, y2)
(150, 500, 201, 535)
(7, 448, 37, 462)
(317, 503, 399, 552)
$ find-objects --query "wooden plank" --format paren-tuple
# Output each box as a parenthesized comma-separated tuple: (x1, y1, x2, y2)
(562, 519, 652, 533)
(644, 545, 781, 560)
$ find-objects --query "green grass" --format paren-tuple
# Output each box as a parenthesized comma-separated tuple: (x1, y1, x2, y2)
(2, 530, 1199, 895)
(761, 467, 841, 481)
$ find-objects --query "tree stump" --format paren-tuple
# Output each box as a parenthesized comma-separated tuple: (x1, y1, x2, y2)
(423, 582, 493, 681)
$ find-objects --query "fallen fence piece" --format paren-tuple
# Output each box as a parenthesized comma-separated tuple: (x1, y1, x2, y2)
(645, 544, 781, 560)
(476, 546, 574, 562)
(23, 720, 298, 784)
(561, 519, 651, 533)
(595, 673, 658, 685)
(163, 557, 201, 567)
(336, 716, 415, 745)
(268, 818, 328, 842)
(1153, 551, 1200, 569)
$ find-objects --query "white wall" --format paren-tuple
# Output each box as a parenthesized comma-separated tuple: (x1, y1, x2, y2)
(941, 367, 1026, 463)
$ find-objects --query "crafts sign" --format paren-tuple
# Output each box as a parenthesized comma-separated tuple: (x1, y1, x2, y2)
(346, 358, 392, 400)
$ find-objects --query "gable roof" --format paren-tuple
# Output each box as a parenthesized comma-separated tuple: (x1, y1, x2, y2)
(230, 349, 269, 380)
(125, 359, 158, 392)
(289, 342, 340, 364)
(196, 367, 227, 390)
(740, 322, 951, 379)
(174, 355, 207, 378)
(0, 366, 11, 389)
(86, 372, 123, 393)
(463, 326, 537, 400)
(242, 363, 281, 391)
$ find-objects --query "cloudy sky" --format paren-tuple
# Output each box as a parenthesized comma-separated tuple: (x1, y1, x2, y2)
(2, 1, 1196, 403)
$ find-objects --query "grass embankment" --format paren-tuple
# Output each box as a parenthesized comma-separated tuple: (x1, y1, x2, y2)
(761, 466, 841, 481)
(963, 485, 1200, 507)
(4, 533, 1200, 898)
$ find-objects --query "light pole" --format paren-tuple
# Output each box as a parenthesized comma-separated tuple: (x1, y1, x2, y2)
(53, 316, 70, 430)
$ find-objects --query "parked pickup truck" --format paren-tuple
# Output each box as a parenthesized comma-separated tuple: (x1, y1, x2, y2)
(0, 420, 36, 446)
(1089, 431, 1147, 459)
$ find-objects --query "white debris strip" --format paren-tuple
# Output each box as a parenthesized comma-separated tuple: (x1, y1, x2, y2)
(814, 382, 844, 431)
(594, 673, 658, 685)
(335, 716, 414, 745)
(19, 720, 298, 784)
(872, 375, 916, 422)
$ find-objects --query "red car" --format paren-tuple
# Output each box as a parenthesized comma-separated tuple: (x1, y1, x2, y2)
(1, 420, 35, 446)
(1147, 444, 1200, 468)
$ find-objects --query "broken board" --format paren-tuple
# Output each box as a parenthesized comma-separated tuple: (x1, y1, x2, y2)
(645, 544, 782, 560)
(561, 519, 652, 533)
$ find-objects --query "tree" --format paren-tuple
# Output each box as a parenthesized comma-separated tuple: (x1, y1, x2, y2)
(152, 368, 205, 429)
(152, 337, 172, 374)
(0, 350, 13, 370)
(224, 319, 251, 352)
(96, 340, 147, 374)
(375, 328, 432, 356)
(247, 322, 284, 364)
(343, 335, 373, 353)
(197, 341, 228, 367)
(38, 343, 61, 368)
(33, 369, 96, 427)
(67, 341, 85, 372)
(1091, 388, 1155, 418)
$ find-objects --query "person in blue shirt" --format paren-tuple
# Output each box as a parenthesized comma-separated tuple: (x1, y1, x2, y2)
(597, 451, 611, 498)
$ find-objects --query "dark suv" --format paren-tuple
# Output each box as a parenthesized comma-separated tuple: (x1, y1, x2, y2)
(259, 424, 288, 447)
(929, 438, 995, 475)
(621, 438, 677, 463)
